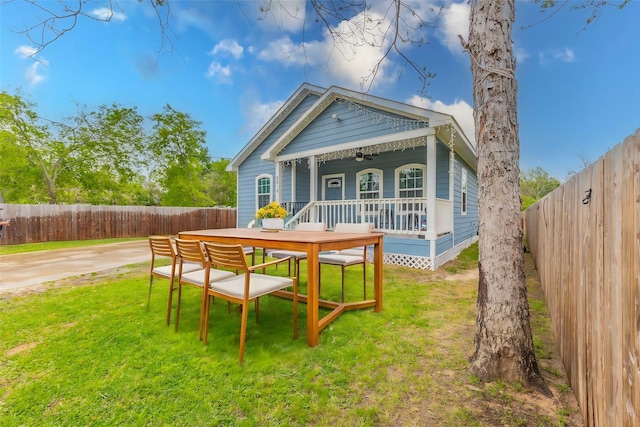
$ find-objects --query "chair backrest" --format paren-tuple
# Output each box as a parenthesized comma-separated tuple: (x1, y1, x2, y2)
(174, 238, 207, 266)
(202, 242, 248, 273)
(296, 222, 326, 232)
(149, 236, 175, 258)
(334, 223, 372, 234)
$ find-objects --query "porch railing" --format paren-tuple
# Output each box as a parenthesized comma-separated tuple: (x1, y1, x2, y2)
(285, 198, 453, 237)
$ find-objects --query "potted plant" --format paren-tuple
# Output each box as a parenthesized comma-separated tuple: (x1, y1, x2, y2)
(255, 202, 288, 230)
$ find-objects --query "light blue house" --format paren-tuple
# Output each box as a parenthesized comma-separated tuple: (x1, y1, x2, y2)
(227, 84, 478, 270)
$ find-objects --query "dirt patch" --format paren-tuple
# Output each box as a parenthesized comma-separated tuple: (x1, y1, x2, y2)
(0, 264, 148, 300)
(6, 342, 38, 357)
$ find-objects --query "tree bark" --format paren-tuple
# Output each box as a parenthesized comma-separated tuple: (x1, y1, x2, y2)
(466, 0, 549, 394)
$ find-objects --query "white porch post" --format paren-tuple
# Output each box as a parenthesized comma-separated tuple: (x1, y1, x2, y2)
(309, 155, 318, 221)
(275, 161, 281, 203)
(291, 161, 297, 203)
(425, 134, 437, 240)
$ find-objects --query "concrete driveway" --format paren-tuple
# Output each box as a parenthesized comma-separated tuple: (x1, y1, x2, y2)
(0, 240, 150, 293)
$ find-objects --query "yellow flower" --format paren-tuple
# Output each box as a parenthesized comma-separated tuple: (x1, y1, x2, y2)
(255, 201, 288, 219)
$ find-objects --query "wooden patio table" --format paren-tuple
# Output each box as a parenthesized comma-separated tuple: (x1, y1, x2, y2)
(178, 227, 384, 347)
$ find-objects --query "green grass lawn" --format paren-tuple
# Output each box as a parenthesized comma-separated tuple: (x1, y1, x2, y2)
(0, 242, 581, 426)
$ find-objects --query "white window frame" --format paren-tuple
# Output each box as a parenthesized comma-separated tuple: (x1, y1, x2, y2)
(356, 168, 383, 200)
(394, 163, 426, 198)
(255, 173, 273, 212)
(461, 167, 468, 216)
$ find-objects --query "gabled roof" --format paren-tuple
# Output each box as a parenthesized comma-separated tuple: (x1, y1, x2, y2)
(226, 83, 325, 172)
(228, 83, 476, 172)
(261, 85, 460, 161)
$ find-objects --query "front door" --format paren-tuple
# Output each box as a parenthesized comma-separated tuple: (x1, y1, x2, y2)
(322, 174, 345, 225)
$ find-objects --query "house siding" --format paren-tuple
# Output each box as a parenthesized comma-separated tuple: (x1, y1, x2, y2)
(436, 233, 453, 255)
(237, 93, 320, 227)
(280, 101, 428, 156)
(435, 141, 450, 199)
(452, 155, 479, 246)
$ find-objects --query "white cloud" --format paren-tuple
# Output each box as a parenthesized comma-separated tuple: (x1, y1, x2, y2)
(91, 7, 127, 21)
(539, 48, 576, 65)
(514, 43, 530, 64)
(173, 6, 216, 35)
(211, 39, 244, 59)
(257, 9, 396, 91)
(14, 46, 48, 86)
(15, 45, 37, 58)
(437, 2, 470, 55)
(555, 48, 575, 62)
(205, 62, 232, 83)
(248, 100, 285, 135)
(254, 0, 306, 33)
(25, 62, 46, 87)
(406, 95, 475, 145)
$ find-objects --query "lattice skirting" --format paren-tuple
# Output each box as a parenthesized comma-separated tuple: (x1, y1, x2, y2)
(382, 236, 478, 271)
(384, 253, 434, 270)
(433, 236, 479, 270)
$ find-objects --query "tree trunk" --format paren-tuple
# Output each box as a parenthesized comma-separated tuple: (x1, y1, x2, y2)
(466, 0, 549, 393)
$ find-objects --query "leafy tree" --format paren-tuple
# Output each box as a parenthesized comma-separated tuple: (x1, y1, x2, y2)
(204, 158, 237, 207)
(149, 104, 213, 207)
(0, 120, 47, 203)
(0, 91, 65, 204)
(0, 91, 150, 204)
(520, 167, 561, 210)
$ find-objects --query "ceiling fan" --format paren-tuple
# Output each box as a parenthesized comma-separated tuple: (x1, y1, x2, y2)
(352, 151, 379, 162)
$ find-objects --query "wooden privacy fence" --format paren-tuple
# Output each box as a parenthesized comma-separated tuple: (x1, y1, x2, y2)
(524, 128, 639, 427)
(0, 204, 237, 246)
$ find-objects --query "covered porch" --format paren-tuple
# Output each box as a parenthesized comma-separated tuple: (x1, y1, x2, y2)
(282, 197, 453, 238)
(266, 125, 464, 241)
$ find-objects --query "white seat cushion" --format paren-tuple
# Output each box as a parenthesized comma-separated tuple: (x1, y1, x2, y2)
(337, 248, 364, 257)
(153, 263, 201, 278)
(209, 273, 293, 299)
(318, 254, 364, 266)
(180, 268, 236, 287)
(269, 250, 307, 260)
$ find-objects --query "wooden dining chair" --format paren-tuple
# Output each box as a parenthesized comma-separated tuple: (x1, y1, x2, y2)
(269, 222, 326, 277)
(173, 238, 236, 335)
(147, 235, 202, 326)
(201, 242, 298, 364)
(318, 223, 373, 302)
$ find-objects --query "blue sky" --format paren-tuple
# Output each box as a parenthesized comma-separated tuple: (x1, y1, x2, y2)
(2, 0, 638, 181)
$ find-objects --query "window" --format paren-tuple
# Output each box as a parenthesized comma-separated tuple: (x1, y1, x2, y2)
(461, 167, 468, 215)
(395, 164, 426, 198)
(357, 169, 382, 200)
(256, 174, 272, 211)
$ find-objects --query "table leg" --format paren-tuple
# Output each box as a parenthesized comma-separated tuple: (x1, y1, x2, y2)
(306, 244, 320, 347)
(374, 237, 383, 312)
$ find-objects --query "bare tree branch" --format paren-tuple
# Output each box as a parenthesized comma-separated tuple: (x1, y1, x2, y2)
(4, 0, 174, 57)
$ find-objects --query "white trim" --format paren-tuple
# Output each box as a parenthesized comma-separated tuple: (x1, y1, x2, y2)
(275, 162, 281, 203)
(461, 167, 468, 216)
(255, 173, 273, 212)
(291, 162, 296, 203)
(425, 134, 437, 240)
(394, 163, 427, 198)
(356, 168, 383, 200)
(268, 128, 433, 163)
(321, 173, 346, 200)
